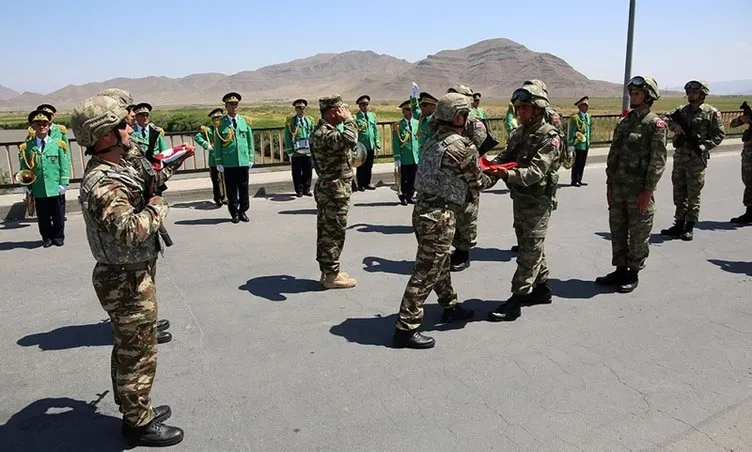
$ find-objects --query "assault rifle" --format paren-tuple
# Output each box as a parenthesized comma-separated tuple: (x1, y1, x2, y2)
(477, 119, 500, 156)
(669, 109, 707, 167)
(741, 101, 752, 142)
(741, 101, 752, 118)
(146, 127, 173, 247)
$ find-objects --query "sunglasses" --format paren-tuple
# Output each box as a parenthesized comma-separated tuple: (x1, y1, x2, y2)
(511, 88, 533, 103)
(684, 81, 703, 90)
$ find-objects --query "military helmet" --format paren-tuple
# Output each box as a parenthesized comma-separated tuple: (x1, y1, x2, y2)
(511, 84, 550, 109)
(446, 84, 474, 97)
(684, 80, 709, 95)
(523, 79, 549, 95)
(627, 76, 660, 100)
(71, 95, 128, 147)
(434, 93, 472, 122)
(97, 88, 133, 107)
(350, 142, 368, 168)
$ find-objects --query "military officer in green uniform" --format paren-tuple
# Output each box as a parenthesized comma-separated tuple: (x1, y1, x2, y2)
(354, 95, 381, 191)
(567, 96, 592, 186)
(131, 103, 169, 152)
(471, 92, 487, 119)
(215, 92, 255, 223)
(36, 104, 72, 218)
(392, 99, 421, 205)
(194, 108, 226, 206)
(284, 98, 316, 197)
(18, 109, 70, 247)
(410, 91, 439, 152)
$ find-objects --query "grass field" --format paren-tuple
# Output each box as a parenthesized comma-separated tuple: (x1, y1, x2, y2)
(0, 96, 748, 132)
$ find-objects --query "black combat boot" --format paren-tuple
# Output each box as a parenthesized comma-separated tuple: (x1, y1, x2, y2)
(680, 221, 695, 241)
(157, 319, 170, 332)
(440, 303, 475, 323)
(731, 207, 752, 224)
(595, 266, 628, 286)
(449, 249, 470, 272)
(529, 281, 552, 305)
(157, 331, 172, 344)
(487, 294, 524, 322)
(121, 406, 172, 436)
(660, 219, 685, 237)
(393, 329, 435, 349)
(122, 418, 184, 447)
(618, 269, 639, 293)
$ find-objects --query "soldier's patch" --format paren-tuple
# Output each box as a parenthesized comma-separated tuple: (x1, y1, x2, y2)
(656, 119, 667, 128)
(716, 110, 722, 119)
(552, 115, 560, 124)
(475, 121, 485, 130)
(551, 137, 560, 148)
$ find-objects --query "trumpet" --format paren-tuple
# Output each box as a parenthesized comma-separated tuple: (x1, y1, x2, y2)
(14, 170, 36, 217)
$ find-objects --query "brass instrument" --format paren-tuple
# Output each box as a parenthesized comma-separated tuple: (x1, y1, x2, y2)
(14, 169, 37, 217)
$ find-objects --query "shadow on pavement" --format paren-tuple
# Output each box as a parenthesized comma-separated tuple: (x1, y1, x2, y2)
(278, 209, 317, 215)
(239, 274, 324, 301)
(0, 394, 126, 452)
(362, 256, 414, 275)
(708, 259, 752, 277)
(695, 220, 742, 231)
(17, 321, 113, 351)
(353, 201, 402, 207)
(349, 223, 413, 235)
(170, 200, 222, 210)
(174, 217, 232, 225)
(548, 278, 612, 300)
(0, 240, 42, 251)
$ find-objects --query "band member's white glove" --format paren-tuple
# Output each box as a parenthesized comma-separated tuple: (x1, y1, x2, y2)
(25, 187, 32, 195)
(248, 162, 253, 169)
(58, 185, 67, 195)
(216, 164, 224, 173)
(411, 82, 419, 98)
(394, 161, 401, 169)
(567, 146, 575, 153)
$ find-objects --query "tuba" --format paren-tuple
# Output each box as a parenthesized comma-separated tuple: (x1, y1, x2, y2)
(14, 170, 37, 217)
(349, 142, 367, 168)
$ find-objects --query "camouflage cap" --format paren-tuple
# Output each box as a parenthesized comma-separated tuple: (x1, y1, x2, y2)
(523, 79, 549, 95)
(434, 93, 471, 122)
(447, 84, 474, 96)
(71, 95, 128, 147)
(97, 88, 133, 107)
(319, 95, 345, 110)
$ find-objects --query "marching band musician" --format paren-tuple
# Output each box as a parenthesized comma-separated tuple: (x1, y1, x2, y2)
(283, 99, 315, 197)
(392, 100, 420, 205)
(194, 108, 227, 207)
(567, 96, 592, 186)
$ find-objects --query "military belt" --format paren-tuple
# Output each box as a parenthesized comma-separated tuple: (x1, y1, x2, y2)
(98, 258, 156, 272)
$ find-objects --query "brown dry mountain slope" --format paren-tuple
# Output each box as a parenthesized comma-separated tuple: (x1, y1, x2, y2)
(0, 85, 19, 101)
(0, 38, 622, 110)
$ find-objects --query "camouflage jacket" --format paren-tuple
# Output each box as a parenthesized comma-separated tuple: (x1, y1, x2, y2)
(606, 106, 667, 193)
(79, 156, 169, 264)
(464, 116, 488, 150)
(311, 118, 358, 199)
(496, 118, 561, 203)
(664, 103, 725, 154)
(417, 129, 498, 208)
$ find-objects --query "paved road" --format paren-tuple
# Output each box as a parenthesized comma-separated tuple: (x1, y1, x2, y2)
(1, 152, 751, 451)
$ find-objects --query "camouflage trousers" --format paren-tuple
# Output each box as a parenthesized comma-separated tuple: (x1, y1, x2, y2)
(315, 191, 351, 278)
(511, 198, 551, 295)
(671, 149, 706, 222)
(451, 196, 479, 251)
(396, 202, 459, 331)
(609, 187, 655, 270)
(741, 146, 752, 207)
(93, 259, 158, 428)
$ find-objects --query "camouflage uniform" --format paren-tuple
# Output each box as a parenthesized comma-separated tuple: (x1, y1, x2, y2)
(730, 115, 752, 222)
(310, 96, 359, 288)
(395, 93, 498, 348)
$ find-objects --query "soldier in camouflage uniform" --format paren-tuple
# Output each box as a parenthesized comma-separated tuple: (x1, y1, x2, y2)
(486, 83, 561, 322)
(730, 109, 752, 223)
(393, 93, 499, 349)
(445, 84, 490, 271)
(660, 80, 725, 240)
(72, 94, 191, 448)
(311, 95, 359, 289)
(595, 76, 667, 293)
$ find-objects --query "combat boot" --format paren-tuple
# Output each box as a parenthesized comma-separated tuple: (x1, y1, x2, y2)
(680, 221, 695, 241)
(440, 303, 475, 323)
(122, 418, 184, 447)
(529, 281, 552, 305)
(618, 269, 639, 293)
(393, 329, 435, 349)
(731, 207, 752, 224)
(595, 266, 628, 286)
(510, 245, 519, 252)
(321, 272, 357, 289)
(450, 249, 470, 272)
(157, 331, 172, 344)
(487, 294, 524, 322)
(157, 319, 170, 332)
(121, 406, 172, 436)
(660, 219, 685, 237)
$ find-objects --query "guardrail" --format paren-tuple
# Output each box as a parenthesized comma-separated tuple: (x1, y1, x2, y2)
(0, 111, 745, 188)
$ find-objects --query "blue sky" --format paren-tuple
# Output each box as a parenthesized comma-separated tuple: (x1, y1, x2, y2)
(1, 0, 749, 94)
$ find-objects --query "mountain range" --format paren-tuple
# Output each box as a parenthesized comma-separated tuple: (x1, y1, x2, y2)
(0, 38, 630, 110)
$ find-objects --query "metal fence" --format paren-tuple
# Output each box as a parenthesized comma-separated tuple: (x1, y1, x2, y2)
(0, 111, 745, 188)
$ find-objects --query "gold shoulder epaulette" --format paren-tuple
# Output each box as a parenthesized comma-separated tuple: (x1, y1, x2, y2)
(285, 116, 293, 125)
(58, 139, 68, 151)
(19, 143, 27, 152)
(58, 124, 67, 134)
(243, 115, 253, 125)
(200, 125, 209, 132)
(158, 127, 165, 136)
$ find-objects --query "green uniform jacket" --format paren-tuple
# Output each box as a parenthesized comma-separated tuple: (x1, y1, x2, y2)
(19, 136, 70, 198)
(410, 96, 434, 151)
(355, 110, 381, 150)
(131, 123, 170, 153)
(568, 112, 592, 151)
(214, 115, 255, 167)
(471, 107, 487, 120)
(392, 117, 420, 165)
(283, 115, 315, 157)
(504, 109, 518, 135)
(194, 125, 218, 166)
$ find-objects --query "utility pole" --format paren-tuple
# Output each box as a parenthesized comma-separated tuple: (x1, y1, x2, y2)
(622, 0, 636, 116)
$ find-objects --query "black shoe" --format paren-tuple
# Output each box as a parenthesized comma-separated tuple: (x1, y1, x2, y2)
(618, 269, 639, 293)
(393, 329, 435, 349)
(122, 418, 184, 447)
(239, 212, 250, 222)
(365, 184, 376, 190)
(231, 216, 239, 224)
(52, 239, 64, 247)
(440, 304, 474, 323)
(358, 186, 366, 192)
(406, 197, 415, 204)
(595, 266, 628, 286)
(303, 191, 312, 197)
(296, 192, 303, 198)
(400, 198, 408, 206)
(510, 245, 519, 252)
(661, 219, 685, 237)
(580, 182, 588, 186)
(214, 200, 223, 207)
(529, 282, 552, 305)
(157, 331, 172, 344)
(42, 239, 52, 248)
(450, 250, 470, 272)
(157, 319, 170, 332)
(488, 294, 524, 322)
(680, 221, 695, 241)
(121, 406, 171, 435)
(731, 210, 752, 224)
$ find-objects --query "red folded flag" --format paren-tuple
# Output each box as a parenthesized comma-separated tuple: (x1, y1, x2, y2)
(479, 157, 518, 172)
(152, 144, 194, 171)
